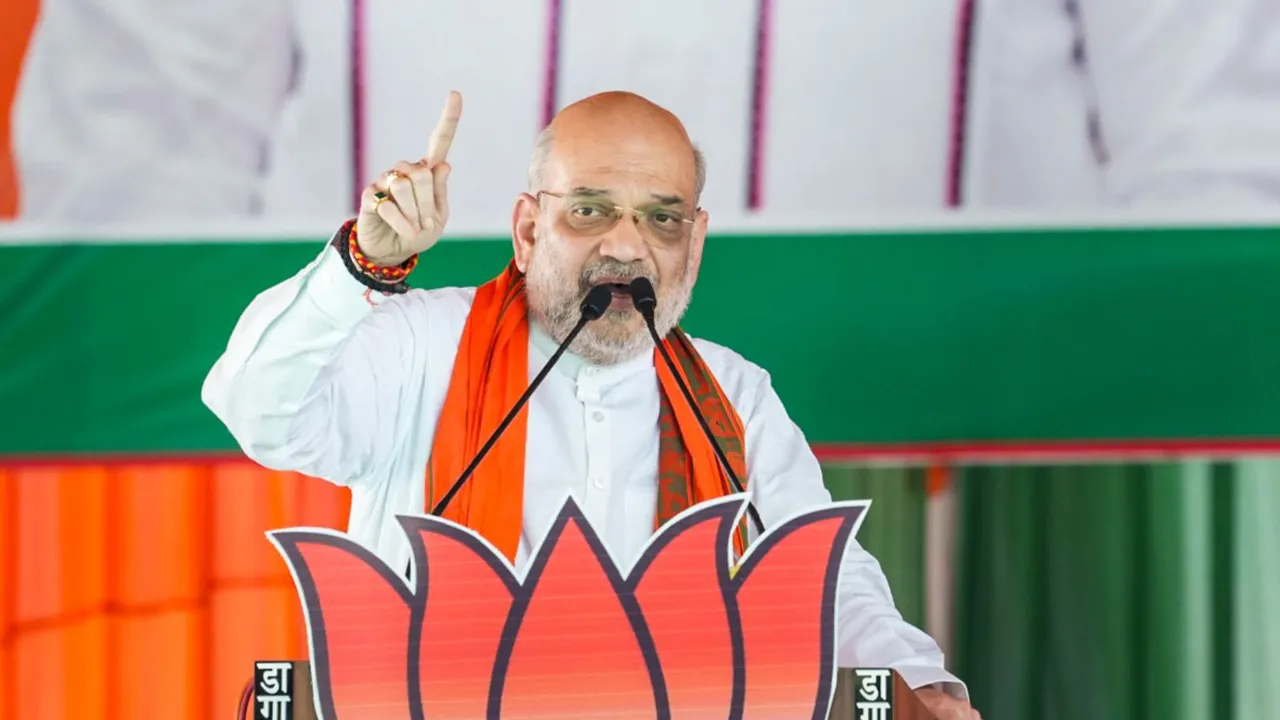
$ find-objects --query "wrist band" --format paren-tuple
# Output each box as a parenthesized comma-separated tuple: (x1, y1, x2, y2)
(328, 220, 415, 295)
(347, 223, 419, 281)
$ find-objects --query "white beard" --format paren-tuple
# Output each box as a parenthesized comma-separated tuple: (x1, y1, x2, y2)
(524, 234, 695, 366)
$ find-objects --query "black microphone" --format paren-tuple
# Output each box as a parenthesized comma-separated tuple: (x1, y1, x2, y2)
(629, 277, 766, 537)
(429, 283, 615, 518)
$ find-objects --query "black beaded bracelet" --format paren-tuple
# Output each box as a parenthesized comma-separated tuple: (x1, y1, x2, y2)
(328, 220, 410, 295)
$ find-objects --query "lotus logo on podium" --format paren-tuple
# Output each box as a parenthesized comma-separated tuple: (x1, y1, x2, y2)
(257, 494, 873, 718)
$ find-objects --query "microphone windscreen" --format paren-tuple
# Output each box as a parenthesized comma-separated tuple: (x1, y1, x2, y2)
(628, 277, 657, 315)
(580, 284, 615, 320)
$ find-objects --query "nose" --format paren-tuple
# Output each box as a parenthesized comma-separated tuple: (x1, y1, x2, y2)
(596, 214, 647, 264)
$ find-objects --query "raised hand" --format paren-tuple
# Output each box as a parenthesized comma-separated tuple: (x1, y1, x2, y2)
(355, 91, 463, 266)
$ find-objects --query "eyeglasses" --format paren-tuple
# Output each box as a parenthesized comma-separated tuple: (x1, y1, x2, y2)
(536, 190, 695, 244)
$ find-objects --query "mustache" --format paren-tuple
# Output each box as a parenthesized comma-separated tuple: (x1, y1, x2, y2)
(577, 260, 655, 293)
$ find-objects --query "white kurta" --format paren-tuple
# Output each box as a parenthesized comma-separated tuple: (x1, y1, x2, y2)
(202, 239, 966, 697)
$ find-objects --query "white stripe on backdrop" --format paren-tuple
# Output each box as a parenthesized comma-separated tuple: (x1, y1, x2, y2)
(925, 466, 957, 659)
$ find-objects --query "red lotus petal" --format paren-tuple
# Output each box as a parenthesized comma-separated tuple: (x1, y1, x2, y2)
(632, 498, 741, 717)
(734, 506, 863, 718)
(271, 530, 413, 720)
(497, 506, 661, 719)
(401, 518, 517, 720)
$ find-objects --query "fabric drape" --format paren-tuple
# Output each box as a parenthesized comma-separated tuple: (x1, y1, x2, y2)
(953, 459, 1280, 720)
(7, 457, 1278, 720)
(0, 461, 350, 719)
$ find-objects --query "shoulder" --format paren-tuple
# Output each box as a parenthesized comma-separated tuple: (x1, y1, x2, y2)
(687, 334, 774, 417)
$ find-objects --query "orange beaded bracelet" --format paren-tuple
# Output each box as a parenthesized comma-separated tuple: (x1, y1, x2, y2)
(347, 223, 419, 281)
(327, 219, 411, 295)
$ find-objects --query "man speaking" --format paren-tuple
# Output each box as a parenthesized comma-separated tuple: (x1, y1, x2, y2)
(204, 90, 979, 719)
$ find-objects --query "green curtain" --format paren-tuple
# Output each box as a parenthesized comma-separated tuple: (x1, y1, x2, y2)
(824, 465, 928, 628)
(1235, 459, 1280, 720)
(951, 460, 1280, 720)
(824, 459, 1280, 720)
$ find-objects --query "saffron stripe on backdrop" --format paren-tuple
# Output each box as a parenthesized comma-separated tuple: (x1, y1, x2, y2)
(945, 0, 977, 207)
(924, 464, 956, 657)
(0, 0, 39, 218)
(745, 0, 773, 210)
(350, 0, 368, 214)
(0, 462, 351, 720)
(541, 0, 564, 129)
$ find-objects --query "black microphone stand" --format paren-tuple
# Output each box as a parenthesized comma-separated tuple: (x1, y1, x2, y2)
(629, 278, 766, 537)
(429, 284, 614, 517)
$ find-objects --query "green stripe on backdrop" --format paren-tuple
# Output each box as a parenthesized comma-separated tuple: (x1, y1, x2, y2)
(4, 221, 1279, 719)
(1235, 460, 1280, 720)
(2, 226, 1280, 455)
(1211, 463, 1235, 720)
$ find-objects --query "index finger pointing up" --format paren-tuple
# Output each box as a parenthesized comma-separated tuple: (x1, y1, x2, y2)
(425, 91, 463, 165)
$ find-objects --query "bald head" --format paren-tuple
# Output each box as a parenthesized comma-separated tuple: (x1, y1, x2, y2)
(528, 91, 706, 203)
(513, 92, 711, 366)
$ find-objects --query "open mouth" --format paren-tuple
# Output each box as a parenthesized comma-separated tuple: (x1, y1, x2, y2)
(590, 279, 639, 308)
(592, 279, 637, 296)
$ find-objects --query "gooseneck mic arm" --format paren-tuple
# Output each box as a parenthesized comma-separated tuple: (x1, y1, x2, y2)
(628, 277, 766, 537)
(429, 284, 615, 518)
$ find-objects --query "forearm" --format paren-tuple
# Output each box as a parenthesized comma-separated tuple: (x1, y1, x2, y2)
(833, 546, 966, 698)
(740, 374, 966, 696)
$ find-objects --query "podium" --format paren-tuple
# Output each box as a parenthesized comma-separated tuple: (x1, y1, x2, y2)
(247, 662, 936, 719)
(258, 498, 939, 719)
(829, 668, 938, 719)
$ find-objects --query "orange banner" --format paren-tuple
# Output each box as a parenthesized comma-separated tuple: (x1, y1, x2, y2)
(0, 460, 350, 719)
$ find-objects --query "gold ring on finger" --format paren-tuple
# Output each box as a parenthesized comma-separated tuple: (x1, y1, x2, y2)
(372, 190, 392, 208)
(385, 170, 408, 183)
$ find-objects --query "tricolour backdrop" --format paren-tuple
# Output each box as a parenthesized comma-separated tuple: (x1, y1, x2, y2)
(2, 221, 1279, 720)
(3, 1, 1280, 718)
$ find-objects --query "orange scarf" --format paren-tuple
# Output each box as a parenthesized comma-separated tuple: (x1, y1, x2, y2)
(426, 262, 749, 562)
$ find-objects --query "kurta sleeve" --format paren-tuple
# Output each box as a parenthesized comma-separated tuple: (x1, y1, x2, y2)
(202, 232, 442, 487)
(742, 369, 968, 700)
